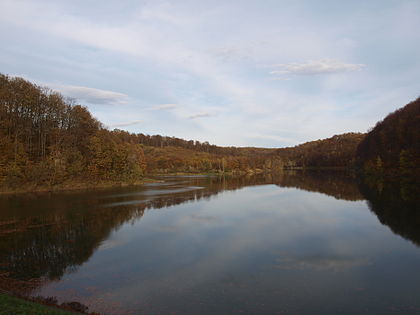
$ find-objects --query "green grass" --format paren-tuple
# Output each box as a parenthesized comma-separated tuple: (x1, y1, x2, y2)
(0, 293, 76, 315)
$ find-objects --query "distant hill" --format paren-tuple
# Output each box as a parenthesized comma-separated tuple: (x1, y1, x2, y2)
(270, 133, 366, 169)
(356, 97, 420, 175)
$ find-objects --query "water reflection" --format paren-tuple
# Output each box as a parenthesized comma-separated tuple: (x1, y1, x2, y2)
(0, 171, 419, 314)
(358, 176, 420, 247)
(275, 254, 371, 272)
(0, 172, 363, 281)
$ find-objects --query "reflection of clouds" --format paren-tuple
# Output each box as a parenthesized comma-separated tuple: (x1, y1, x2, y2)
(163, 213, 222, 230)
(98, 239, 126, 251)
(154, 225, 181, 233)
(10, 173, 413, 315)
(189, 214, 221, 224)
(34, 177, 402, 313)
(220, 273, 250, 288)
(143, 186, 204, 196)
(275, 254, 371, 272)
(143, 182, 176, 187)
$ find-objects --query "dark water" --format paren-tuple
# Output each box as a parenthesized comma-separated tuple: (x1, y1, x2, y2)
(0, 172, 419, 314)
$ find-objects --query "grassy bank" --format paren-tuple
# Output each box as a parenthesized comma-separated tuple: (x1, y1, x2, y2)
(0, 293, 76, 314)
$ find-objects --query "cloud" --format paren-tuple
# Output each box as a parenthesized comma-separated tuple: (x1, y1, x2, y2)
(270, 59, 365, 76)
(109, 120, 143, 128)
(188, 112, 214, 119)
(54, 84, 129, 105)
(138, 2, 192, 26)
(212, 46, 253, 62)
(153, 104, 177, 110)
(1, 1, 418, 147)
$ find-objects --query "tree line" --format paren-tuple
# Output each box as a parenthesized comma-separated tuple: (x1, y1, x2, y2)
(0, 74, 146, 189)
(1, 73, 417, 190)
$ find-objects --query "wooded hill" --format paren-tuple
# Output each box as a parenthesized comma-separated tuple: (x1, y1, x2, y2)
(0, 74, 146, 189)
(272, 132, 365, 169)
(356, 97, 420, 176)
(0, 74, 418, 190)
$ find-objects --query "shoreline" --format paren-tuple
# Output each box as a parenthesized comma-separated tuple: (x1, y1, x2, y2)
(0, 171, 245, 195)
(1, 168, 412, 195)
(0, 291, 90, 314)
(0, 178, 161, 196)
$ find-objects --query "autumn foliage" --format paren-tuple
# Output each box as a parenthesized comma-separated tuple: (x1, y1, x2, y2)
(356, 97, 420, 175)
(1, 74, 417, 191)
(0, 74, 146, 189)
(273, 133, 365, 168)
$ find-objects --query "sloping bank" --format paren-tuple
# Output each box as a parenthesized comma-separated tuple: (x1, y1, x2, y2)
(0, 292, 82, 314)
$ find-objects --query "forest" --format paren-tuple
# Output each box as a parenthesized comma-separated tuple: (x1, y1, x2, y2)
(356, 97, 420, 176)
(272, 132, 365, 169)
(0, 74, 146, 190)
(0, 74, 418, 191)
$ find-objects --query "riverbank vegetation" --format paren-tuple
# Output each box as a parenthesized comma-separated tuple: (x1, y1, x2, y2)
(1, 74, 418, 192)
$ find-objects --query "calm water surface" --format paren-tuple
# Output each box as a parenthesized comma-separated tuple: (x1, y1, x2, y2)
(0, 172, 419, 314)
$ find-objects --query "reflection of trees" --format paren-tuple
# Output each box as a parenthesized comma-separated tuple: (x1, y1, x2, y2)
(0, 171, 364, 295)
(270, 170, 364, 201)
(0, 204, 146, 282)
(358, 177, 420, 247)
(182, 171, 364, 202)
(0, 178, 249, 288)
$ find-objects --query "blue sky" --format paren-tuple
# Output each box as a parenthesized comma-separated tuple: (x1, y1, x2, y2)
(1, 0, 419, 147)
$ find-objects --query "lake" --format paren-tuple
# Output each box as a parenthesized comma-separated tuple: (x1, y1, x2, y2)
(1, 171, 419, 314)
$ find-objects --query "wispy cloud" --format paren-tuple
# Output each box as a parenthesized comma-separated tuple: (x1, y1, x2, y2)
(53, 84, 129, 105)
(270, 59, 365, 77)
(212, 45, 253, 62)
(1, 0, 418, 147)
(109, 120, 142, 128)
(152, 103, 177, 110)
(188, 112, 214, 120)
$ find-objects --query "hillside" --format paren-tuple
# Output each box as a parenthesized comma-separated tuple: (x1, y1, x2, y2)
(0, 74, 147, 190)
(1, 73, 418, 191)
(272, 133, 366, 169)
(356, 97, 420, 175)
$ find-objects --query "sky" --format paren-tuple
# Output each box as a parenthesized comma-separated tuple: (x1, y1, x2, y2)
(0, 0, 419, 148)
